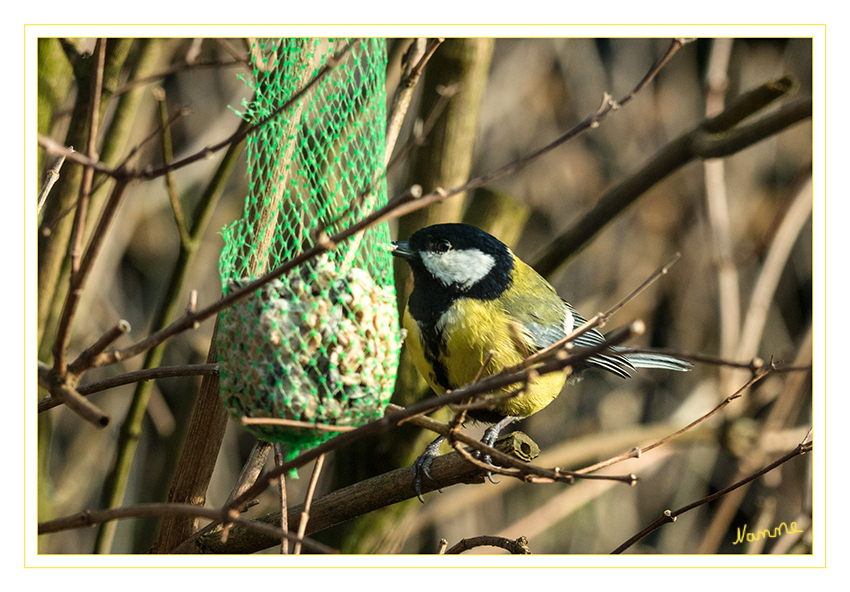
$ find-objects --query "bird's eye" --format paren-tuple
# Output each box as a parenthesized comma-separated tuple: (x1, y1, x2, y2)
(434, 239, 451, 253)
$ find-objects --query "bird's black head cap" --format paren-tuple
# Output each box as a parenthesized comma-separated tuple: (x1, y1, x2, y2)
(394, 223, 514, 302)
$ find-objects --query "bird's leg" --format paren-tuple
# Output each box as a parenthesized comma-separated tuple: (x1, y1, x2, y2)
(477, 416, 517, 483)
(412, 435, 446, 503)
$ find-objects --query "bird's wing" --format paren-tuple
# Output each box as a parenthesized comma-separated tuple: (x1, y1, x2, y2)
(498, 258, 636, 378)
(563, 303, 635, 378)
(498, 273, 568, 352)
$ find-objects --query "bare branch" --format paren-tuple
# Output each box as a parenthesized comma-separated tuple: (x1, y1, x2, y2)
(37, 362, 110, 427)
(67, 320, 130, 375)
(293, 454, 325, 555)
(49, 176, 131, 392)
(444, 535, 532, 555)
(37, 502, 337, 555)
(38, 153, 70, 214)
(155, 87, 192, 247)
(38, 363, 217, 413)
(37, 40, 359, 183)
(386, 38, 692, 223)
(56, 36, 687, 378)
(195, 432, 539, 554)
(385, 38, 444, 163)
(532, 80, 810, 277)
(68, 38, 106, 275)
(576, 370, 771, 476)
(611, 437, 813, 554)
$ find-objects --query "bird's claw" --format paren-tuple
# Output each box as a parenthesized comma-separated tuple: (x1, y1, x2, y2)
(475, 430, 501, 485)
(412, 439, 444, 503)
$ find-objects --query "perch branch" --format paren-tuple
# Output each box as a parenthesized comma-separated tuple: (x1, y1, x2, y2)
(195, 432, 539, 554)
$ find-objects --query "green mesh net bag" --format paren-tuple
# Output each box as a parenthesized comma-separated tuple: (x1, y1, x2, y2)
(217, 38, 402, 459)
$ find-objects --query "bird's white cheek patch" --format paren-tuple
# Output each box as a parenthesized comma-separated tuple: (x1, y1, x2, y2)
(421, 249, 495, 289)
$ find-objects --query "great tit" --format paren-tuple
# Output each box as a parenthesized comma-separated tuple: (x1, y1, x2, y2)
(392, 223, 690, 500)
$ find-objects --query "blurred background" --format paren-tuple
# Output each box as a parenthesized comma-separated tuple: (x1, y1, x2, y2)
(36, 37, 813, 555)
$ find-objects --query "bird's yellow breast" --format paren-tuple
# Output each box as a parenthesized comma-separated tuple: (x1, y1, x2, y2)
(403, 297, 567, 419)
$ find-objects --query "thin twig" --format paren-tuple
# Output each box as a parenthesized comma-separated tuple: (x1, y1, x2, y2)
(531, 80, 810, 278)
(38, 153, 70, 214)
(218, 323, 641, 523)
(67, 320, 131, 375)
(576, 370, 771, 475)
(37, 363, 110, 427)
(155, 88, 192, 247)
(240, 417, 356, 432)
(37, 134, 113, 175)
(294, 454, 325, 554)
(273, 444, 289, 554)
(218, 440, 274, 546)
(50, 39, 107, 381)
(611, 437, 813, 554)
(444, 535, 531, 555)
(51, 176, 130, 378)
(734, 177, 813, 380)
(37, 502, 336, 554)
(37, 40, 359, 183)
(38, 363, 218, 412)
(385, 38, 443, 163)
(69, 38, 106, 276)
(704, 38, 739, 396)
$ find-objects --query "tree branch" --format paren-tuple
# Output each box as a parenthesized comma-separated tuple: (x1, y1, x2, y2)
(531, 80, 811, 277)
(444, 535, 532, 555)
(37, 502, 336, 555)
(611, 437, 813, 554)
(194, 432, 539, 554)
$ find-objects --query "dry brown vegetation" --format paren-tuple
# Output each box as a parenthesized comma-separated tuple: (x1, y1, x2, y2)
(36, 37, 813, 556)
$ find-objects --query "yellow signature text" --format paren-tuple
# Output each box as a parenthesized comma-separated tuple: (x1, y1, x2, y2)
(733, 521, 804, 545)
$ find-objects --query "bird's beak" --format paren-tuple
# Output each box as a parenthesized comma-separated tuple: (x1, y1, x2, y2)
(391, 241, 415, 260)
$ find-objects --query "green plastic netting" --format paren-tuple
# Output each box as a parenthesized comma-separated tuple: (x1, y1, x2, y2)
(217, 38, 402, 459)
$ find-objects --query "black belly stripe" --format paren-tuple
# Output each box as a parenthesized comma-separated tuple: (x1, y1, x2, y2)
(409, 282, 455, 391)
(418, 317, 453, 391)
(427, 347, 452, 391)
(407, 252, 513, 393)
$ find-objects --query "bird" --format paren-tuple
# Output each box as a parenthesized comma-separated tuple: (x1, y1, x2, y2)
(391, 223, 691, 501)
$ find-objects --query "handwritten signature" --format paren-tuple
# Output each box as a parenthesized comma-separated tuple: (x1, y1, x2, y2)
(733, 521, 804, 545)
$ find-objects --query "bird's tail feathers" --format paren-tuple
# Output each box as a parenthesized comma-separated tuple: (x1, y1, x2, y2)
(616, 348, 692, 373)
